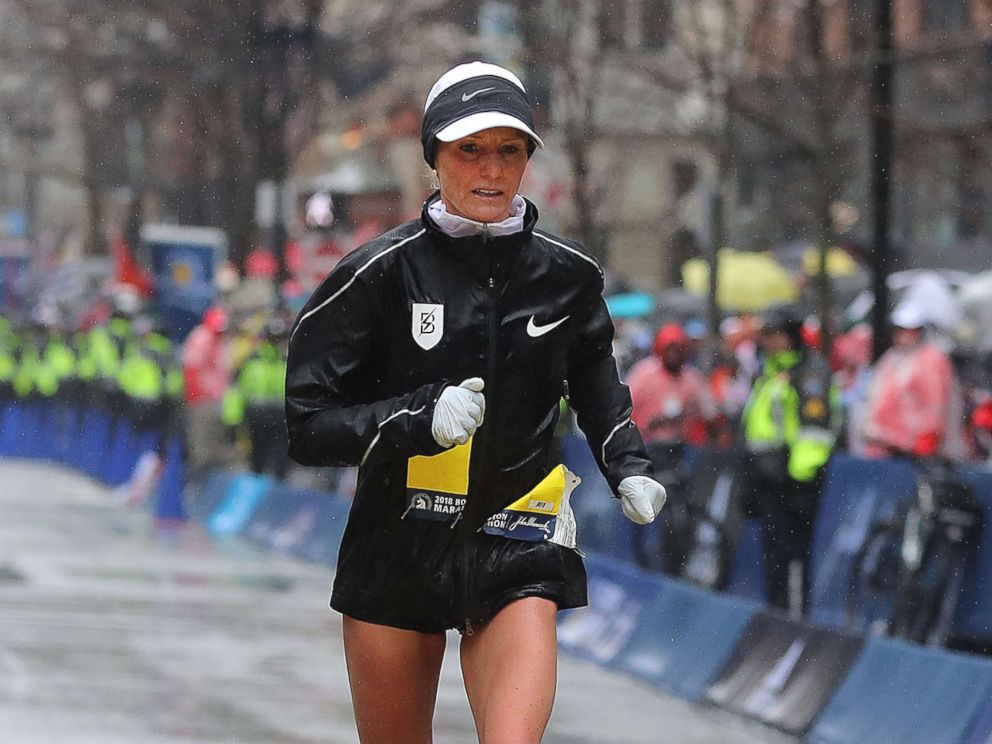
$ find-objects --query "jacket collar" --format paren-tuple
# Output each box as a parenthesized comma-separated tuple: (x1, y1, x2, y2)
(420, 192, 539, 285)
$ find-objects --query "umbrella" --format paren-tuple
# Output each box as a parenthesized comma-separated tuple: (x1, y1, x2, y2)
(802, 246, 860, 277)
(682, 249, 798, 312)
(605, 291, 655, 319)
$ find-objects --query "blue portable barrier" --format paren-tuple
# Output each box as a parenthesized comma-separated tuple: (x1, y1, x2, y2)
(206, 473, 272, 536)
(724, 518, 767, 601)
(807, 454, 917, 629)
(35, 398, 56, 461)
(558, 554, 664, 666)
(50, 400, 77, 465)
(808, 455, 992, 644)
(154, 436, 186, 521)
(102, 416, 135, 486)
(964, 695, 992, 744)
(80, 406, 112, 479)
(807, 636, 992, 744)
(705, 611, 863, 735)
(240, 483, 308, 549)
(241, 484, 352, 566)
(557, 554, 761, 701)
(185, 470, 237, 521)
(615, 572, 760, 700)
(0, 401, 21, 456)
(952, 466, 992, 642)
(16, 400, 43, 459)
(289, 494, 351, 566)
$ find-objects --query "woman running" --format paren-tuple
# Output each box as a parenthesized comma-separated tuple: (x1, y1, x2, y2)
(285, 61, 668, 744)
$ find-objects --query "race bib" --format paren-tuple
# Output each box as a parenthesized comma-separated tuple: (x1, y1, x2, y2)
(482, 465, 581, 550)
(404, 439, 472, 521)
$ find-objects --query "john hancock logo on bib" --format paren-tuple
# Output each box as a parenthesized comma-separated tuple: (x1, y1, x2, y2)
(412, 303, 444, 350)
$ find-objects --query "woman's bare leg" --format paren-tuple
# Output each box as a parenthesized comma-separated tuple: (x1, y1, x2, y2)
(459, 597, 558, 744)
(342, 615, 447, 744)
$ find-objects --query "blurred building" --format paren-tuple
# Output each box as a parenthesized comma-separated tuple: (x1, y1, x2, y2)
(295, 0, 718, 291)
(731, 0, 992, 274)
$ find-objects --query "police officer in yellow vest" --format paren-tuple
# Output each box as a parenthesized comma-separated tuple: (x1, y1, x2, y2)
(222, 319, 289, 478)
(741, 306, 838, 616)
(118, 317, 183, 449)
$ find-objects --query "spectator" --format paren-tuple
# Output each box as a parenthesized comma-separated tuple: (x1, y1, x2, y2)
(741, 306, 838, 617)
(831, 324, 872, 454)
(182, 306, 232, 479)
(628, 322, 716, 458)
(860, 303, 967, 461)
(222, 319, 290, 479)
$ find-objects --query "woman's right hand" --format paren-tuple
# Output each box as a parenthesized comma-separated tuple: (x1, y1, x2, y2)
(431, 377, 486, 448)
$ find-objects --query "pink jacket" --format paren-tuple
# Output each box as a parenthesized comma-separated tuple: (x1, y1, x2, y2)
(182, 325, 230, 406)
(860, 342, 965, 459)
(627, 356, 716, 446)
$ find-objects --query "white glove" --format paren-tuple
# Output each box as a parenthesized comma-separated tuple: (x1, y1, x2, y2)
(432, 377, 486, 448)
(618, 476, 668, 525)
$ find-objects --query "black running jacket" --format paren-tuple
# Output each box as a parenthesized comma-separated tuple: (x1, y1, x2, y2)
(285, 195, 653, 534)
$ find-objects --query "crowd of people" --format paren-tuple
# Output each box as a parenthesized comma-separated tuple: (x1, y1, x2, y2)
(0, 291, 295, 501)
(612, 297, 992, 617)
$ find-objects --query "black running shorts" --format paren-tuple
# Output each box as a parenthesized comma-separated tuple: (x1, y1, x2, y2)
(329, 515, 588, 634)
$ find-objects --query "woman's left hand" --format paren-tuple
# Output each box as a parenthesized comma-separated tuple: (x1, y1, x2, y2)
(617, 476, 668, 524)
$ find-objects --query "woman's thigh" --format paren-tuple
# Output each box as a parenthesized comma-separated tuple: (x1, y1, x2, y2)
(459, 597, 558, 744)
(342, 615, 447, 744)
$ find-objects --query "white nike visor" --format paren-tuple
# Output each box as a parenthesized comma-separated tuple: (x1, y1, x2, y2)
(421, 61, 544, 166)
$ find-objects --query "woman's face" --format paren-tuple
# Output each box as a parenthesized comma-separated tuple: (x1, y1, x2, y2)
(435, 127, 529, 223)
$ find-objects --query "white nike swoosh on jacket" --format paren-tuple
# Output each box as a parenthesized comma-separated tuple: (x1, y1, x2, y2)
(526, 315, 570, 337)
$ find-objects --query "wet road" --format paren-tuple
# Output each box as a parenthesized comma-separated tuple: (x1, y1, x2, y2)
(0, 460, 793, 743)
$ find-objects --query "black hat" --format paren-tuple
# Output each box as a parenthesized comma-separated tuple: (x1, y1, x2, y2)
(761, 305, 805, 347)
(421, 61, 544, 168)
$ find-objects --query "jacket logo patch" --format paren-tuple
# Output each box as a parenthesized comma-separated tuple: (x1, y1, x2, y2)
(412, 303, 444, 350)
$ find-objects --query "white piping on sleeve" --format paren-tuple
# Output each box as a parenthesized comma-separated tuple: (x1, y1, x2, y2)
(601, 416, 632, 465)
(290, 228, 426, 341)
(360, 405, 427, 466)
(534, 231, 604, 277)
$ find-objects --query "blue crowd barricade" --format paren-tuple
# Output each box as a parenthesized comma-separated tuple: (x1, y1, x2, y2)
(614, 570, 760, 701)
(102, 415, 135, 486)
(807, 454, 918, 629)
(49, 400, 74, 465)
(35, 398, 56, 461)
(206, 473, 272, 536)
(154, 436, 186, 522)
(16, 400, 43, 459)
(557, 554, 664, 666)
(952, 466, 992, 643)
(808, 636, 992, 744)
(806, 454, 992, 645)
(184, 470, 237, 521)
(724, 518, 767, 601)
(240, 483, 309, 549)
(241, 484, 352, 567)
(557, 554, 762, 702)
(704, 611, 863, 736)
(965, 696, 992, 744)
(285, 494, 351, 566)
(79, 407, 112, 479)
(0, 400, 21, 456)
